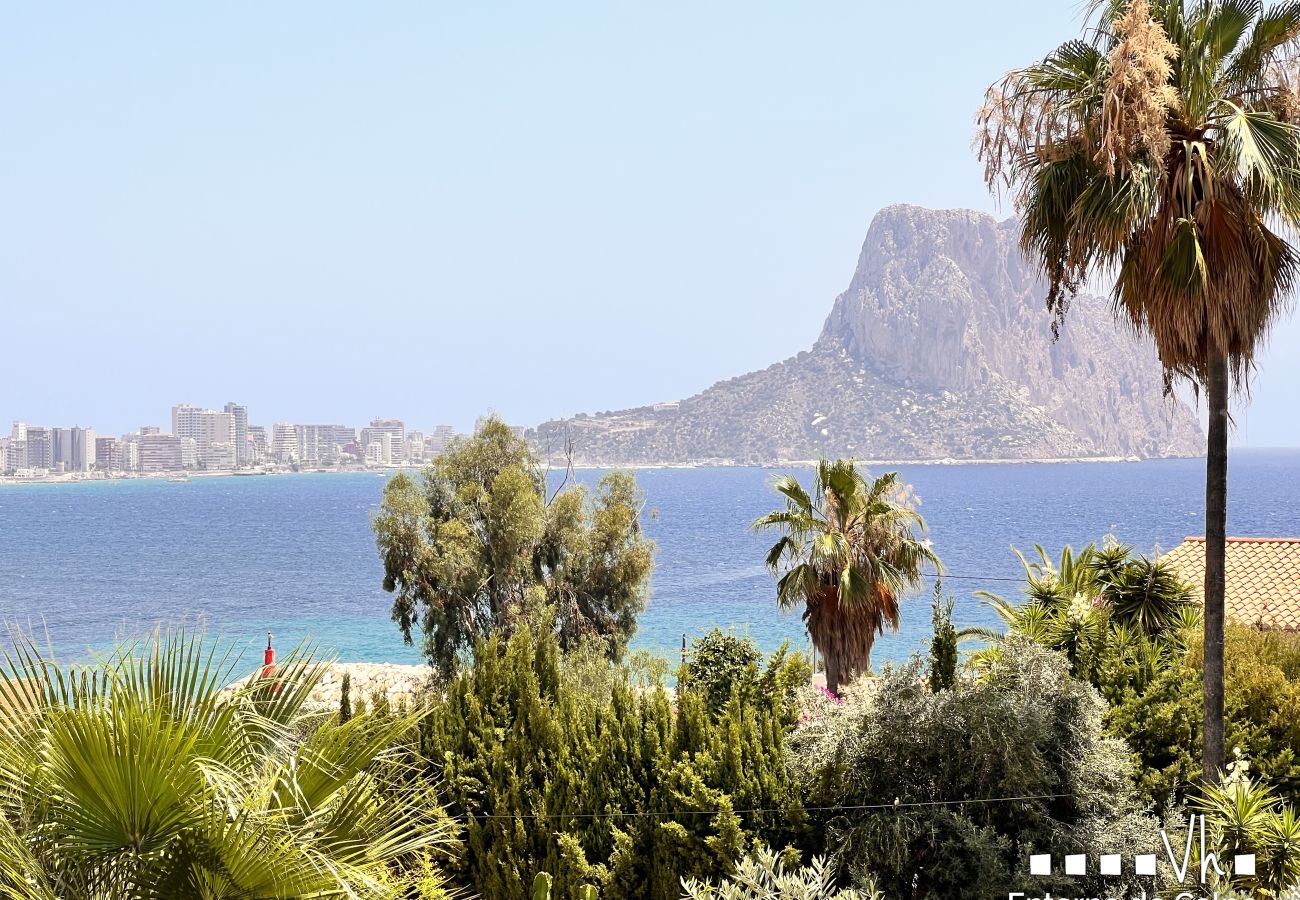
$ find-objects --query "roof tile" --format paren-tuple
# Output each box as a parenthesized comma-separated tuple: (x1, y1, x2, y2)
(1160, 537, 1300, 630)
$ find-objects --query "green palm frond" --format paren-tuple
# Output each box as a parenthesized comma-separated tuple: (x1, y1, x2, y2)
(0, 627, 456, 899)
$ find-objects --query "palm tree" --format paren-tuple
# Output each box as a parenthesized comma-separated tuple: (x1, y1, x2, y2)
(754, 460, 939, 695)
(0, 628, 456, 899)
(977, 0, 1300, 781)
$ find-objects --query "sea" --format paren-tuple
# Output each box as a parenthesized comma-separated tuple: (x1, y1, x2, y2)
(1, 450, 1298, 669)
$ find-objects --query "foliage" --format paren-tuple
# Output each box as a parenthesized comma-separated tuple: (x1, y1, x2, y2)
(419, 621, 808, 900)
(684, 629, 763, 713)
(977, 0, 1300, 387)
(961, 541, 1196, 671)
(788, 638, 1165, 899)
(1108, 626, 1300, 810)
(1198, 753, 1300, 898)
(755, 459, 939, 695)
(928, 583, 957, 692)
(0, 628, 457, 899)
(679, 844, 880, 900)
(374, 417, 654, 675)
(681, 629, 810, 718)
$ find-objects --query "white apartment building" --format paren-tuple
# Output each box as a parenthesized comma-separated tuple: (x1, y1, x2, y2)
(271, 422, 299, 464)
(360, 419, 405, 464)
(224, 402, 250, 466)
(139, 434, 183, 472)
(172, 404, 236, 468)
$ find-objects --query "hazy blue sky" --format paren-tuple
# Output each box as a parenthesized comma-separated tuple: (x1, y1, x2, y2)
(3, 2, 1297, 444)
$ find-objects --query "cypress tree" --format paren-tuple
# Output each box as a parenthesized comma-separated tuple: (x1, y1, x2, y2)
(421, 625, 807, 899)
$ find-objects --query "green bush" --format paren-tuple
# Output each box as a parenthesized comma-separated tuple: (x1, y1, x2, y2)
(681, 629, 811, 718)
(1105, 625, 1300, 809)
(419, 623, 809, 899)
(789, 638, 1164, 899)
(680, 844, 880, 899)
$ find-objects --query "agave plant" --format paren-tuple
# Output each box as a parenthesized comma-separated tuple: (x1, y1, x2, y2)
(0, 628, 456, 899)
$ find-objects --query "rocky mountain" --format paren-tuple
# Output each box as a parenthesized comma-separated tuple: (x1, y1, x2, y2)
(532, 205, 1204, 465)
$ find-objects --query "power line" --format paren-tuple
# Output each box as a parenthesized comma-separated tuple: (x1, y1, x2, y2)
(451, 793, 1073, 823)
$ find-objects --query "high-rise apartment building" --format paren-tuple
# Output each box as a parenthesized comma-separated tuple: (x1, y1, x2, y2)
(271, 423, 298, 464)
(223, 402, 249, 466)
(24, 427, 51, 469)
(360, 419, 405, 464)
(248, 425, 267, 462)
(95, 437, 118, 472)
(70, 426, 95, 472)
(139, 434, 183, 472)
(172, 404, 235, 468)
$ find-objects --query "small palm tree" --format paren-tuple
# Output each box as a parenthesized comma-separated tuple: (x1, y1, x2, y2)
(755, 460, 939, 695)
(979, 0, 1300, 781)
(0, 628, 456, 899)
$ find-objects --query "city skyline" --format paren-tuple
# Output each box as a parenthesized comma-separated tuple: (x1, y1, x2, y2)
(0, 401, 499, 476)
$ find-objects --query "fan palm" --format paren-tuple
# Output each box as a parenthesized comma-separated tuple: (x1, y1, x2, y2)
(978, 0, 1300, 781)
(0, 628, 455, 899)
(754, 460, 939, 695)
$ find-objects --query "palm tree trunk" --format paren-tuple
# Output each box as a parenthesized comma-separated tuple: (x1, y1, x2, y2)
(824, 651, 842, 698)
(1203, 352, 1229, 784)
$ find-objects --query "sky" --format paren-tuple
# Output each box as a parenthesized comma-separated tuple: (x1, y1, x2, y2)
(2, 1, 1297, 445)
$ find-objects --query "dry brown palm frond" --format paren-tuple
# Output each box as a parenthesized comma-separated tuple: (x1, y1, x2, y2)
(1096, 0, 1180, 177)
(1115, 162, 1298, 388)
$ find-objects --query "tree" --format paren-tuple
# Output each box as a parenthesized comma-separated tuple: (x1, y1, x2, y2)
(754, 460, 939, 695)
(928, 583, 958, 692)
(373, 417, 654, 675)
(419, 624, 809, 900)
(0, 628, 456, 899)
(978, 0, 1300, 782)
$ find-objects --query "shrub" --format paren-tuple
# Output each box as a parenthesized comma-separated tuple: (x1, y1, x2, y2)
(419, 622, 808, 900)
(680, 845, 880, 899)
(0, 628, 457, 899)
(789, 638, 1164, 899)
(681, 629, 811, 718)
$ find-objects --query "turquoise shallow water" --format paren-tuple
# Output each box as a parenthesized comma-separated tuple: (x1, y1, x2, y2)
(1, 451, 1298, 666)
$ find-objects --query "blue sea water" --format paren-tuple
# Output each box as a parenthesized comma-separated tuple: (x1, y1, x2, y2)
(1, 450, 1298, 667)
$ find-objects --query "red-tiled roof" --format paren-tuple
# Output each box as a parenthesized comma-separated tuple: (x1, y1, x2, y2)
(1160, 537, 1300, 630)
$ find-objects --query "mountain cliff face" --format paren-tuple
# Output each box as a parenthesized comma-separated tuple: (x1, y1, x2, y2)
(533, 205, 1204, 465)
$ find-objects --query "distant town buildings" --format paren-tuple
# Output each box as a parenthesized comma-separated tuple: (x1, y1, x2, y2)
(1, 406, 470, 478)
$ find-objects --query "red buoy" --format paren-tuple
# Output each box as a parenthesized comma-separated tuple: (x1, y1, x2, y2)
(261, 632, 276, 680)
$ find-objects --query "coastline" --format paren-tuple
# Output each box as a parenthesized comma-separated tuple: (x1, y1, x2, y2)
(0, 453, 1218, 487)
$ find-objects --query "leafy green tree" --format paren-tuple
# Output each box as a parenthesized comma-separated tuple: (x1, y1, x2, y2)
(374, 417, 654, 675)
(979, 0, 1300, 782)
(754, 460, 939, 695)
(419, 622, 808, 900)
(0, 628, 456, 899)
(1108, 625, 1300, 811)
(789, 637, 1169, 900)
